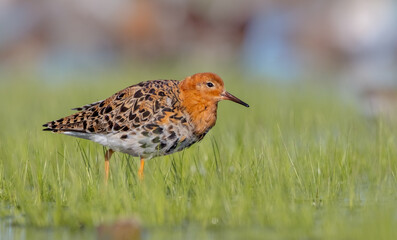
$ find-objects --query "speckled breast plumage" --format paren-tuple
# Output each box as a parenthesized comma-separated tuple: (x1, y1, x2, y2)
(43, 80, 206, 159)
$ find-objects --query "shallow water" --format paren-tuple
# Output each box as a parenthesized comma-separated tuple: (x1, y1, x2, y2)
(1, 218, 272, 240)
(0, 218, 95, 240)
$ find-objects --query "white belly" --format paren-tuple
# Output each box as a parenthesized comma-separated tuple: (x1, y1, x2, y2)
(63, 123, 198, 159)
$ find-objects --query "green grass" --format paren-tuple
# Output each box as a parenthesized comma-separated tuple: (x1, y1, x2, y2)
(0, 70, 397, 239)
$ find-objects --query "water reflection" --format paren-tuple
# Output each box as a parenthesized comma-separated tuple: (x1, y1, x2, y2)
(0, 218, 95, 240)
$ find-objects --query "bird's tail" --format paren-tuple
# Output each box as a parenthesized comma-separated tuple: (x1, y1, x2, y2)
(43, 111, 89, 133)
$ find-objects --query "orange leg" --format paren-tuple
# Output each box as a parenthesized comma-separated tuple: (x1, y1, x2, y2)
(104, 149, 114, 183)
(138, 157, 145, 180)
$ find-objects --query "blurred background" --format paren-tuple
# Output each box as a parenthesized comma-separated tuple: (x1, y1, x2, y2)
(1, 0, 397, 117)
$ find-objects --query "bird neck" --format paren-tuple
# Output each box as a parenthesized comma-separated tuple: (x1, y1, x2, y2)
(179, 89, 218, 136)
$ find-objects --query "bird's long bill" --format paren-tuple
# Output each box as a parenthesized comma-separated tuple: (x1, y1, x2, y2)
(222, 91, 250, 107)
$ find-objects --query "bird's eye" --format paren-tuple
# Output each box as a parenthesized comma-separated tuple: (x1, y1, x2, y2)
(206, 82, 214, 88)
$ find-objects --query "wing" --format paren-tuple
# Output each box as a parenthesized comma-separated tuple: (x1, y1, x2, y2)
(43, 80, 181, 135)
(71, 100, 104, 111)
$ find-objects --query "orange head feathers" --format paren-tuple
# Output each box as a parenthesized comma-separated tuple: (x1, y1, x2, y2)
(179, 72, 249, 135)
(180, 72, 249, 108)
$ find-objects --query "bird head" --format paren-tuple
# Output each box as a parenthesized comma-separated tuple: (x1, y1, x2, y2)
(180, 72, 249, 108)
